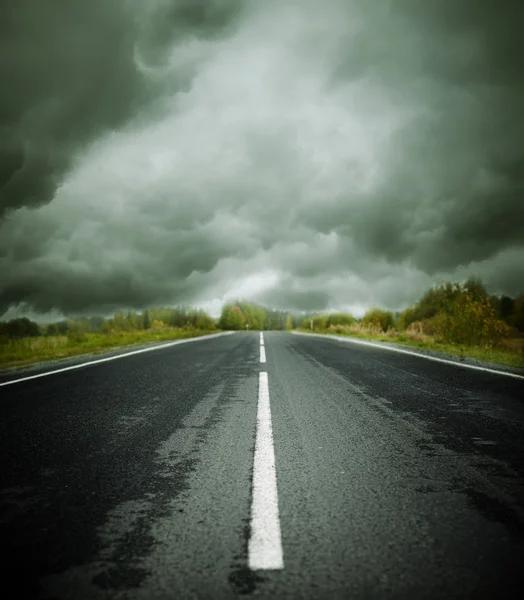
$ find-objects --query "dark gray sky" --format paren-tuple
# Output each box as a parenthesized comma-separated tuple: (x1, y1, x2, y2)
(1, 0, 523, 319)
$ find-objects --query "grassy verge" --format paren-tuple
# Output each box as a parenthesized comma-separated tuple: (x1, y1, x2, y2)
(0, 328, 219, 370)
(297, 327, 524, 369)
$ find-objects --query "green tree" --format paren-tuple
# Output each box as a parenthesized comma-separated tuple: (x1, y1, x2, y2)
(0, 318, 40, 338)
(312, 314, 329, 330)
(264, 311, 280, 330)
(113, 312, 130, 331)
(219, 304, 246, 330)
(142, 310, 151, 330)
(238, 301, 266, 330)
(436, 292, 510, 346)
(194, 310, 215, 330)
(463, 277, 488, 301)
(127, 311, 139, 330)
(404, 282, 461, 327)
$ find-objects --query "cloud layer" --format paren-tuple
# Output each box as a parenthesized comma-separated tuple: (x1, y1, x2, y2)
(1, 0, 523, 317)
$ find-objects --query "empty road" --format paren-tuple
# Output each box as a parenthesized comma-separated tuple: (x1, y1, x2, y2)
(1, 331, 524, 599)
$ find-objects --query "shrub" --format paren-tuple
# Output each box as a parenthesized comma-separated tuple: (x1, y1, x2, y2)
(361, 309, 395, 332)
(312, 315, 329, 330)
(67, 330, 87, 344)
(419, 315, 444, 336)
(429, 293, 511, 347)
(327, 313, 355, 327)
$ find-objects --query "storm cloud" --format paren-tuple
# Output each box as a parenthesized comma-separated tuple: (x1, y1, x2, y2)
(1, 0, 523, 317)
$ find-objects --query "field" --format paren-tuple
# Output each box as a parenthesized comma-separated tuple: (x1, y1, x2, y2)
(0, 328, 217, 370)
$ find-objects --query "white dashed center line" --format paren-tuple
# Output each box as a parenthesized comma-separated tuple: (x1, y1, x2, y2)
(260, 333, 266, 362)
(248, 371, 284, 570)
(260, 346, 266, 363)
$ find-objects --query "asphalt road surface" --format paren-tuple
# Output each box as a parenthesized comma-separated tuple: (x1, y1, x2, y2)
(1, 331, 524, 600)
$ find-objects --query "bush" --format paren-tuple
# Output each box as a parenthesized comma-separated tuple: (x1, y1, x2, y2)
(0, 318, 40, 338)
(312, 315, 329, 330)
(327, 313, 355, 327)
(67, 331, 87, 344)
(454, 293, 510, 346)
(427, 293, 511, 347)
(361, 309, 395, 332)
(418, 315, 443, 336)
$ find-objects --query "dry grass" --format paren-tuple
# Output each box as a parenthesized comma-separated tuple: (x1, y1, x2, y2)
(0, 328, 217, 370)
(328, 323, 433, 342)
(304, 324, 524, 369)
(501, 337, 524, 353)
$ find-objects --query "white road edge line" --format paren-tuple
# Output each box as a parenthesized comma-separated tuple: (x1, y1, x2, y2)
(260, 345, 266, 363)
(249, 371, 284, 570)
(0, 332, 235, 387)
(291, 331, 524, 380)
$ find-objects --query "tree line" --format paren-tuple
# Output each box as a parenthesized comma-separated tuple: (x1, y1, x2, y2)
(0, 307, 215, 341)
(298, 278, 524, 348)
(218, 301, 297, 331)
(1, 279, 523, 349)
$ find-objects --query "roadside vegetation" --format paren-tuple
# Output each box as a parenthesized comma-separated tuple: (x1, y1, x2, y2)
(297, 279, 524, 368)
(0, 301, 299, 370)
(218, 301, 295, 331)
(2, 280, 523, 370)
(0, 307, 217, 369)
